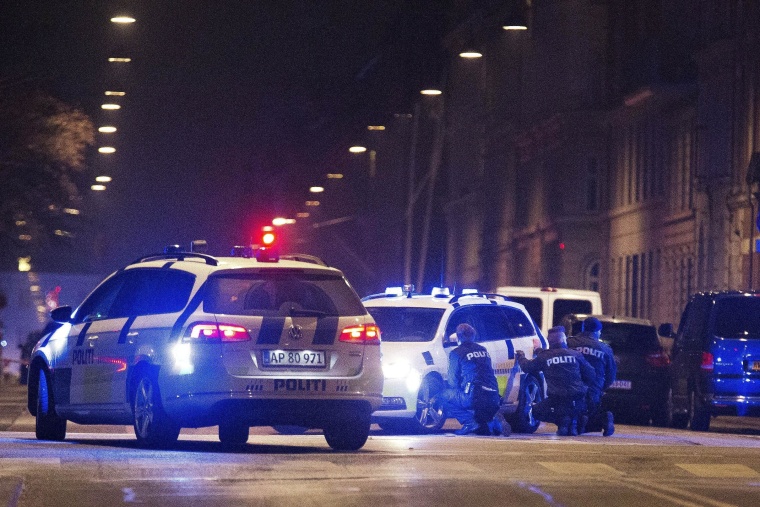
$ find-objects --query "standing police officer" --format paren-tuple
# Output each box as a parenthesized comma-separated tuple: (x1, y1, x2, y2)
(515, 326, 596, 436)
(437, 323, 509, 436)
(568, 316, 617, 436)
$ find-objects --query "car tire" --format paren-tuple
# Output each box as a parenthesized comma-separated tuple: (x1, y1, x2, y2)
(688, 389, 711, 432)
(323, 405, 371, 451)
(411, 376, 446, 434)
(219, 421, 249, 445)
(133, 373, 180, 448)
(35, 368, 66, 441)
(272, 425, 309, 435)
(511, 374, 543, 433)
(651, 388, 673, 427)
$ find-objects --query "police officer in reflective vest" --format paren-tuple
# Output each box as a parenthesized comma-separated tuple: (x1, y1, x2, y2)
(437, 323, 509, 436)
(515, 326, 596, 436)
(568, 316, 617, 436)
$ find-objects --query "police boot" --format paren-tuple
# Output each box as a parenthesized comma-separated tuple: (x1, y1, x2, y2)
(488, 412, 511, 437)
(556, 416, 571, 436)
(602, 411, 615, 437)
(455, 422, 480, 435)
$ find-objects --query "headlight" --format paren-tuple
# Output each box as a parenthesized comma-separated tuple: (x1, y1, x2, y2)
(383, 360, 412, 379)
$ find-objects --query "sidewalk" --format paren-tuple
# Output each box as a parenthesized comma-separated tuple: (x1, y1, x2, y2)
(0, 381, 29, 431)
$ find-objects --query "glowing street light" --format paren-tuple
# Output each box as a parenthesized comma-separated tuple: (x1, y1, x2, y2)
(420, 89, 442, 96)
(102, 104, 121, 110)
(296, 212, 310, 218)
(105, 91, 126, 96)
(349, 146, 367, 154)
(459, 51, 482, 58)
(367, 125, 385, 131)
(272, 217, 296, 226)
(98, 147, 116, 154)
(91, 184, 107, 191)
(110, 16, 136, 23)
(305, 201, 320, 207)
(326, 173, 344, 179)
(95, 175, 112, 182)
(98, 126, 117, 133)
(309, 186, 324, 193)
(108, 57, 132, 63)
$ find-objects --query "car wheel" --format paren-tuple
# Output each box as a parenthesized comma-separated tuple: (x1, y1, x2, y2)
(323, 405, 371, 451)
(412, 376, 446, 433)
(272, 425, 309, 435)
(651, 388, 673, 427)
(688, 389, 711, 432)
(511, 374, 543, 433)
(133, 373, 180, 448)
(35, 368, 66, 441)
(219, 421, 249, 445)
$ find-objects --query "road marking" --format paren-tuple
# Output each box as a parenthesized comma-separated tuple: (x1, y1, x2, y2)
(538, 462, 621, 475)
(0, 458, 61, 467)
(676, 464, 760, 478)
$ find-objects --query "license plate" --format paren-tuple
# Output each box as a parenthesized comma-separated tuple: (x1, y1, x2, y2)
(610, 380, 632, 390)
(262, 349, 326, 368)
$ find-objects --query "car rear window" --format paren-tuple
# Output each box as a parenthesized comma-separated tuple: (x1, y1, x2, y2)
(599, 323, 660, 353)
(713, 296, 760, 339)
(553, 299, 593, 326)
(366, 307, 444, 342)
(204, 271, 366, 317)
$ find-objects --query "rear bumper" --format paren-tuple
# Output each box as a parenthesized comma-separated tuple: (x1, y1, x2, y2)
(709, 395, 760, 416)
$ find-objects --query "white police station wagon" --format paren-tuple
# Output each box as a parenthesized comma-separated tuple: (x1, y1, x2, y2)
(362, 286, 547, 434)
(28, 245, 383, 450)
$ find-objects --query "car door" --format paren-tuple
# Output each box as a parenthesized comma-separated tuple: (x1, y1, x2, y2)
(63, 273, 129, 408)
(670, 297, 710, 411)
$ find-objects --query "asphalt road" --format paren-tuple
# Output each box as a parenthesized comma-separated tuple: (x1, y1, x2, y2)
(2, 381, 760, 506)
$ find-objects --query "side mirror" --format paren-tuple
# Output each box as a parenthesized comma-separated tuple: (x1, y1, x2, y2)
(50, 306, 73, 323)
(658, 323, 674, 338)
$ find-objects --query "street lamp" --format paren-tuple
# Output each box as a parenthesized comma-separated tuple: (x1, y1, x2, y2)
(98, 126, 117, 133)
(420, 89, 442, 96)
(101, 104, 121, 110)
(309, 186, 324, 193)
(98, 147, 116, 154)
(349, 146, 367, 154)
(459, 50, 483, 59)
(110, 16, 136, 24)
(95, 176, 112, 183)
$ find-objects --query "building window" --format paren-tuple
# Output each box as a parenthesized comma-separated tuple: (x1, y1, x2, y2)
(585, 260, 600, 293)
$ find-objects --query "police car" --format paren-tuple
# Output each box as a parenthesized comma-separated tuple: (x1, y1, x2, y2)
(28, 242, 383, 450)
(362, 286, 547, 434)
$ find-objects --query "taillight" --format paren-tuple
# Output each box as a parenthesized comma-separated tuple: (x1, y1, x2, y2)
(700, 351, 714, 372)
(185, 322, 251, 342)
(339, 324, 381, 345)
(645, 351, 670, 368)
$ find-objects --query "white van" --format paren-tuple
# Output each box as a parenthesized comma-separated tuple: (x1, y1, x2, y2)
(494, 286, 602, 335)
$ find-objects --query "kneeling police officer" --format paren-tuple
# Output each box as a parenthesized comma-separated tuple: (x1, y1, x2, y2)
(437, 323, 510, 436)
(515, 326, 596, 436)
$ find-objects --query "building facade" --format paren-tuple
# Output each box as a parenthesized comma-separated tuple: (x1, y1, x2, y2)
(443, 0, 760, 326)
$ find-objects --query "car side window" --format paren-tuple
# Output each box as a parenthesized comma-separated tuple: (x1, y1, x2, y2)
(508, 297, 542, 327)
(110, 269, 195, 317)
(553, 299, 592, 327)
(444, 307, 478, 345)
(475, 306, 536, 342)
(72, 274, 128, 323)
(679, 297, 710, 349)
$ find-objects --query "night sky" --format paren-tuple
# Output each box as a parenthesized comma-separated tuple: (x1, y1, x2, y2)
(0, 1, 448, 276)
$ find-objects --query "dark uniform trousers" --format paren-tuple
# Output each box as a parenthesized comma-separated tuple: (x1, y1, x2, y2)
(438, 384, 500, 426)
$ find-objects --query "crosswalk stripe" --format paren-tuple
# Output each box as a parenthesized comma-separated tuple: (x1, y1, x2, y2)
(538, 462, 621, 475)
(676, 464, 760, 478)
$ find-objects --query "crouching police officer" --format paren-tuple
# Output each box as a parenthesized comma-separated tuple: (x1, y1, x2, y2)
(515, 326, 596, 436)
(568, 316, 617, 436)
(437, 323, 510, 436)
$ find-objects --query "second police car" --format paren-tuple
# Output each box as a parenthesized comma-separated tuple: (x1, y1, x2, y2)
(363, 286, 547, 433)
(28, 242, 383, 450)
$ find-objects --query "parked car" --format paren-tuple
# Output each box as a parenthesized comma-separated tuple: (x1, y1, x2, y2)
(659, 291, 760, 431)
(363, 286, 547, 434)
(495, 286, 602, 335)
(562, 314, 671, 426)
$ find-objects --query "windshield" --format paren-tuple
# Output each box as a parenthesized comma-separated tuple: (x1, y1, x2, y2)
(713, 296, 760, 339)
(366, 307, 445, 342)
(204, 272, 366, 317)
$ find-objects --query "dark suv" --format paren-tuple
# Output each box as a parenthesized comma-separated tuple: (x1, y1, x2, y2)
(660, 291, 760, 431)
(562, 314, 671, 426)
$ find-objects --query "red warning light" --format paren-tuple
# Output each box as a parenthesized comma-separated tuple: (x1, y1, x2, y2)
(559, 242, 565, 250)
(260, 226, 276, 246)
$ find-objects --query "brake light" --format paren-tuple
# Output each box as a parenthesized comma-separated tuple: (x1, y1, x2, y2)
(185, 322, 251, 342)
(645, 351, 670, 368)
(700, 351, 714, 372)
(339, 324, 381, 345)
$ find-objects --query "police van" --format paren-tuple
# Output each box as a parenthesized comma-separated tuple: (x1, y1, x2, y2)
(28, 242, 383, 450)
(494, 286, 602, 335)
(362, 286, 546, 434)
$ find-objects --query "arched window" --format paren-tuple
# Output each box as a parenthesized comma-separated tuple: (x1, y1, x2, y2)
(585, 260, 601, 292)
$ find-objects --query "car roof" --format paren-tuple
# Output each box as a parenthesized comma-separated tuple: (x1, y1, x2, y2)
(564, 313, 654, 327)
(122, 253, 343, 276)
(362, 292, 526, 311)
